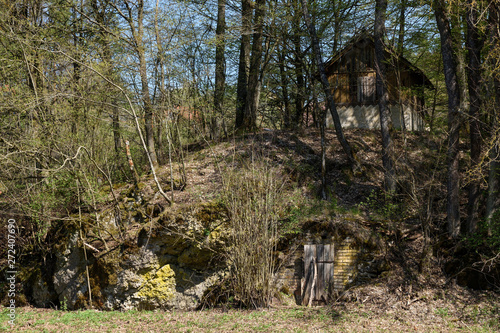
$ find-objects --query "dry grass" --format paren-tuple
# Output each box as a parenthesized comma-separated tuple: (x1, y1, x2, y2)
(2, 290, 499, 333)
(150, 127, 443, 211)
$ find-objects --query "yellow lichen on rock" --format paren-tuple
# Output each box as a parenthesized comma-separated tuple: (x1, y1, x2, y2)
(137, 264, 176, 302)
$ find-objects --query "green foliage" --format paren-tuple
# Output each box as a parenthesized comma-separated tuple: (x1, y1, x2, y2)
(60, 297, 68, 312)
(358, 190, 402, 222)
(286, 196, 329, 225)
(280, 189, 317, 234)
(435, 307, 449, 318)
(26, 171, 76, 245)
(465, 211, 500, 253)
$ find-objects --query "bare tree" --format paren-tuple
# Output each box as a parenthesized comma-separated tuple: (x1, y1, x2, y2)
(300, 0, 359, 172)
(235, 0, 252, 129)
(243, 0, 267, 130)
(214, 0, 226, 138)
(465, 0, 483, 233)
(375, 0, 396, 193)
(434, 0, 462, 238)
(486, 1, 500, 235)
(110, 0, 159, 167)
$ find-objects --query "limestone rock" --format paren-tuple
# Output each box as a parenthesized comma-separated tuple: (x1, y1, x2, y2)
(34, 199, 229, 311)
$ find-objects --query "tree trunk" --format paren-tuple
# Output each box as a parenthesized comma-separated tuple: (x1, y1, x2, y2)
(243, 0, 266, 130)
(486, 2, 500, 234)
(434, 0, 462, 238)
(465, 0, 483, 234)
(375, 0, 396, 193)
(235, 0, 252, 129)
(397, 0, 407, 56)
(292, 2, 305, 128)
(214, 0, 226, 138)
(279, 43, 291, 129)
(486, 106, 500, 235)
(451, 11, 469, 113)
(71, 0, 82, 135)
(300, 0, 359, 170)
(136, 0, 158, 167)
(154, 0, 165, 162)
(94, 0, 121, 157)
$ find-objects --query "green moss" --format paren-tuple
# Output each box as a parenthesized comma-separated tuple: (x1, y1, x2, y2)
(195, 202, 227, 228)
(178, 245, 212, 269)
(146, 205, 154, 216)
(73, 291, 89, 310)
(171, 267, 191, 288)
(92, 250, 121, 287)
(137, 265, 176, 302)
(132, 209, 145, 223)
(208, 226, 226, 243)
(100, 185, 111, 193)
(88, 277, 105, 309)
(121, 185, 136, 198)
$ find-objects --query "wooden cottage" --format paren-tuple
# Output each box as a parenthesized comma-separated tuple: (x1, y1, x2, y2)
(324, 34, 434, 131)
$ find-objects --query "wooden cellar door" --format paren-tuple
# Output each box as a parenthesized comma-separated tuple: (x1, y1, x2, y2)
(302, 244, 334, 306)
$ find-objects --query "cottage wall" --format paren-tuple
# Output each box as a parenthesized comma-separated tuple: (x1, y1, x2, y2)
(324, 35, 432, 132)
(329, 71, 423, 106)
(326, 104, 425, 131)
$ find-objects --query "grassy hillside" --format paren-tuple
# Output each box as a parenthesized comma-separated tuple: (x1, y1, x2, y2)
(1, 127, 499, 328)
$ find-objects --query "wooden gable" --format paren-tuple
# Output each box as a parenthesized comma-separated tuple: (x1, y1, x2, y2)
(325, 34, 433, 108)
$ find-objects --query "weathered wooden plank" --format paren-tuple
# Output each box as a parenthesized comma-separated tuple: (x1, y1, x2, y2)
(308, 257, 317, 307)
(302, 245, 315, 305)
(324, 244, 334, 302)
(303, 244, 335, 305)
(316, 245, 325, 301)
(321, 244, 328, 300)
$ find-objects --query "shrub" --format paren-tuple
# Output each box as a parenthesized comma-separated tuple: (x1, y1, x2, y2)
(222, 153, 286, 308)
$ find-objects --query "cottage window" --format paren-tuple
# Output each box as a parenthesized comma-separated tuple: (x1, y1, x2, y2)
(357, 76, 376, 103)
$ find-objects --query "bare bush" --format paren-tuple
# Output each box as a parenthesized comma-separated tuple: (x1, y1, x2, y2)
(222, 153, 286, 308)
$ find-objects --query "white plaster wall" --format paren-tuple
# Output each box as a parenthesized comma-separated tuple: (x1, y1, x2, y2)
(325, 104, 425, 131)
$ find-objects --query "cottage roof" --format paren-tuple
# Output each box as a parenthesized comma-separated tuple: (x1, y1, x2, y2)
(324, 33, 434, 89)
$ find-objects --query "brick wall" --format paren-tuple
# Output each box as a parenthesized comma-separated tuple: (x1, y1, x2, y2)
(332, 237, 358, 290)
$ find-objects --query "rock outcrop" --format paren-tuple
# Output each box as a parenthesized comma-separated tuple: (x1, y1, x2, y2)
(29, 181, 229, 310)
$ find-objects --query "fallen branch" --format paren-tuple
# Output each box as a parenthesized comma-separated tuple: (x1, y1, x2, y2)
(84, 242, 100, 253)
